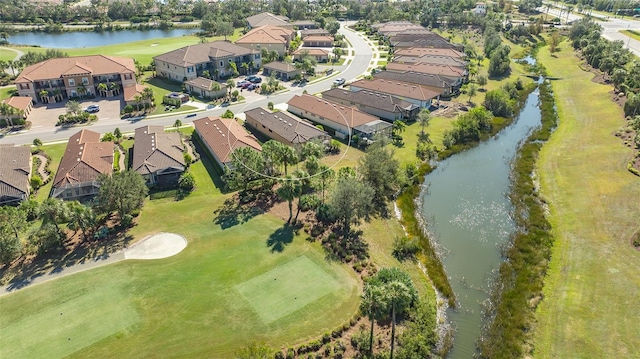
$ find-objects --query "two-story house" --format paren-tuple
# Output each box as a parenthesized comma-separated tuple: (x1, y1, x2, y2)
(236, 25, 295, 57)
(153, 41, 261, 82)
(15, 55, 136, 103)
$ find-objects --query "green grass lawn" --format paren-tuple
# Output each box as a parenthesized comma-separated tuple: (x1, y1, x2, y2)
(0, 48, 19, 62)
(34, 142, 66, 202)
(1, 130, 360, 359)
(533, 41, 640, 358)
(620, 29, 640, 42)
(0, 86, 17, 100)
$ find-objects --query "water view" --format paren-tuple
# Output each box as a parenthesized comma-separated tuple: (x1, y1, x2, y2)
(420, 88, 542, 358)
(8, 28, 196, 48)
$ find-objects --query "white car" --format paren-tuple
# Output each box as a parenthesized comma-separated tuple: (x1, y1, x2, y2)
(84, 105, 100, 113)
(333, 78, 346, 86)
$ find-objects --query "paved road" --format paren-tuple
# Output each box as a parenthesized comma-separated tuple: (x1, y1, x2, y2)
(0, 24, 372, 146)
(541, 5, 640, 57)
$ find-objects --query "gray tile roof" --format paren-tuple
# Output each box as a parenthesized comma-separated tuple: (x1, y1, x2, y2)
(246, 12, 290, 28)
(0, 144, 31, 202)
(373, 70, 456, 88)
(53, 129, 114, 188)
(184, 77, 227, 92)
(263, 61, 299, 73)
(321, 88, 419, 113)
(153, 41, 258, 68)
(244, 107, 328, 145)
(133, 126, 185, 176)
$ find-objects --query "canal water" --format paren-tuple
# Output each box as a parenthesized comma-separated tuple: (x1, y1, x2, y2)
(8, 28, 196, 48)
(419, 87, 542, 358)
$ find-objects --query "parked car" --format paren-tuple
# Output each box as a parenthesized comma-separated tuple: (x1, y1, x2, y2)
(333, 78, 345, 86)
(246, 75, 262, 83)
(237, 80, 250, 87)
(247, 83, 259, 91)
(241, 81, 253, 89)
(84, 105, 100, 113)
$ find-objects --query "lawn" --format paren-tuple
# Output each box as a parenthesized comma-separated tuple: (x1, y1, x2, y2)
(620, 29, 640, 42)
(34, 142, 66, 202)
(0, 48, 19, 62)
(393, 117, 456, 165)
(0, 130, 360, 359)
(533, 41, 640, 358)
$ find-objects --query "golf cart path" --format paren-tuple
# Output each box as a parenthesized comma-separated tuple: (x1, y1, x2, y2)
(0, 232, 187, 297)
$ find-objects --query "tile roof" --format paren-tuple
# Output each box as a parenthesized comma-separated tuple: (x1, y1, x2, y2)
(53, 129, 114, 188)
(287, 94, 379, 129)
(386, 62, 467, 77)
(263, 61, 299, 73)
(133, 126, 185, 175)
(123, 84, 149, 102)
(184, 77, 227, 92)
(394, 47, 465, 58)
(15, 55, 135, 83)
(193, 116, 262, 164)
(373, 70, 456, 88)
(0, 144, 31, 200)
(2, 96, 33, 111)
(349, 78, 443, 101)
(393, 54, 468, 67)
(392, 38, 460, 49)
(245, 107, 328, 145)
(153, 41, 258, 68)
(293, 48, 330, 56)
(388, 32, 445, 43)
(246, 12, 290, 28)
(303, 35, 334, 43)
(321, 88, 419, 113)
(236, 25, 294, 45)
(292, 20, 316, 27)
(300, 29, 330, 38)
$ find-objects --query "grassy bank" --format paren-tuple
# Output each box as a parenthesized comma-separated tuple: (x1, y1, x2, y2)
(533, 41, 640, 358)
(477, 80, 556, 358)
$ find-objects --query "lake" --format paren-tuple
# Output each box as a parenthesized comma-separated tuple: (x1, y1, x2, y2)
(8, 29, 196, 48)
(420, 88, 542, 358)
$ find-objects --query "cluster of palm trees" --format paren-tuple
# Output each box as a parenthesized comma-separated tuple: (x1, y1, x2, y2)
(132, 87, 155, 112)
(0, 101, 25, 127)
(96, 82, 121, 97)
(0, 58, 24, 78)
(360, 267, 419, 359)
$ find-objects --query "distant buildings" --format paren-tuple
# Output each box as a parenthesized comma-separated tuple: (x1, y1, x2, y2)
(236, 25, 296, 57)
(246, 12, 291, 29)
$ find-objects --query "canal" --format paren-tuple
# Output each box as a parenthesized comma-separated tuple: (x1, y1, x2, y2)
(8, 28, 196, 48)
(420, 86, 542, 358)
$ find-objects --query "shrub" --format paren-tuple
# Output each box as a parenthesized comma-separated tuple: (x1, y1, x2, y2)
(183, 153, 192, 167)
(299, 194, 320, 211)
(286, 348, 294, 359)
(268, 101, 274, 110)
(123, 105, 134, 114)
(221, 109, 234, 119)
(316, 203, 338, 224)
(178, 172, 196, 192)
(392, 236, 421, 261)
(30, 175, 43, 190)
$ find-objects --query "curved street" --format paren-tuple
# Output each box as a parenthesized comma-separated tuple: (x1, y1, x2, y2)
(0, 23, 373, 146)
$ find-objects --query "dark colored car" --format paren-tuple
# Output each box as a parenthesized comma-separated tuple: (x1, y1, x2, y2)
(241, 81, 253, 89)
(84, 105, 100, 113)
(246, 76, 262, 83)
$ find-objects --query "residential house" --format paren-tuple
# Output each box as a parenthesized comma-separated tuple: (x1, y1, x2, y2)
(300, 29, 330, 39)
(386, 62, 468, 84)
(15, 55, 136, 103)
(287, 94, 392, 139)
(386, 28, 435, 42)
(153, 41, 261, 82)
(236, 25, 295, 57)
(132, 126, 185, 187)
(244, 107, 330, 147)
(51, 129, 114, 201)
(184, 77, 227, 100)
(262, 62, 301, 81)
(123, 84, 152, 108)
(0, 144, 31, 205)
(373, 21, 425, 37)
(193, 116, 262, 170)
(292, 20, 317, 30)
(0, 96, 33, 126)
(246, 12, 291, 29)
(394, 47, 466, 59)
(391, 38, 462, 50)
(302, 35, 333, 48)
(349, 78, 443, 108)
(473, 2, 487, 15)
(392, 54, 468, 68)
(373, 70, 458, 97)
(293, 48, 330, 63)
(321, 88, 419, 122)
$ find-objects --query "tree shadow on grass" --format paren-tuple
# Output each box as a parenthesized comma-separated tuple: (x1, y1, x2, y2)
(213, 197, 263, 229)
(266, 224, 294, 253)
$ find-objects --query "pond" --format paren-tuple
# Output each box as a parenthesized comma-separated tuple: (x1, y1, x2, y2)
(419, 88, 542, 358)
(8, 28, 196, 48)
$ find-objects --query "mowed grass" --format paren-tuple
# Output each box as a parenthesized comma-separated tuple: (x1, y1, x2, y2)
(0, 48, 19, 62)
(533, 41, 640, 358)
(0, 129, 360, 358)
(34, 142, 66, 202)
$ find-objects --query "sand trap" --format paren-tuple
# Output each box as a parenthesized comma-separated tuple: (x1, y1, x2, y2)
(124, 233, 187, 260)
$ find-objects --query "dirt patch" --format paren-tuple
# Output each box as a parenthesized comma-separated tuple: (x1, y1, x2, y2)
(433, 100, 469, 118)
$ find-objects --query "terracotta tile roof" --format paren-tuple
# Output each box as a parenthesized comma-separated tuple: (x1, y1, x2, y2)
(133, 126, 185, 175)
(321, 88, 419, 113)
(236, 25, 294, 45)
(388, 32, 444, 44)
(0, 144, 31, 201)
(293, 48, 330, 56)
(300, 29, 330, 38)
(53, 129, 114, 188)
(376, 23, 426, 35)
(287, 94, 379, 129)
(123, 84, 149, 102)
(349, 78, 443, 101)
(193, 116, 262, 164)
(153, 41, 258, 68)
(184, 77, 227, 92)
(303, 35, 334, 43)
(246, 12, 290, 28)
(374, 70, 456, 88)
(263, 61, 299, 73)
(394, 47, 465, 58)
(15, 55, 135, 83)
(393, 54, 467, 67)
(245, 107, 328, 145)
(386, 62, 466, 77)
(292, 20, 316, 27)
(2, 96, 33, 111)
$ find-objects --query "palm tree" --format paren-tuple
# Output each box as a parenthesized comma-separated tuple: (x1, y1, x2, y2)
(276, 176, 301, 223)
(109, 81, 119, 95)
(39, 89, 50, 103)
(241, 62, 249, 75)
(142, 87, 154, 106)
(174, 119, 182, 130)
(360, 284, 388, 359)
(97, 83, 108, 97)
(392, 120, 406, 136)
(226, 79, 235, 97)
(134, 94, 142, 112)
(417, 108, 431, 136)
(387, 281, 414, 359)
(262, 140, 285, 176)
(280, 144, 298, 175)
(52, 88, 62, 102)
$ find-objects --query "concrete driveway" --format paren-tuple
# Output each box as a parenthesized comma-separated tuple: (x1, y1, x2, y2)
(28, 95, 124, 129)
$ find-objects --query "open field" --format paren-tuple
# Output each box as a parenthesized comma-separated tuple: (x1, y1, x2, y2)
(0, 131, 360, 358)
(534, 41, 640, 357)
(0, 48, 19, 62)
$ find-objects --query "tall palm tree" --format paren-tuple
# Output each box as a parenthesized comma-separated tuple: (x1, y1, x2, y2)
(417, 108, 431, 136)
(134, 94, 143, 112)
(392, 120, 406, 136)
(276, 176, 301, 223)
(360, 284, 388, 359)
(142, 87, 154, 105)
(280, 145, 298, 175)
(387, 281, 414, 359)
(241, 62, 249, 75)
